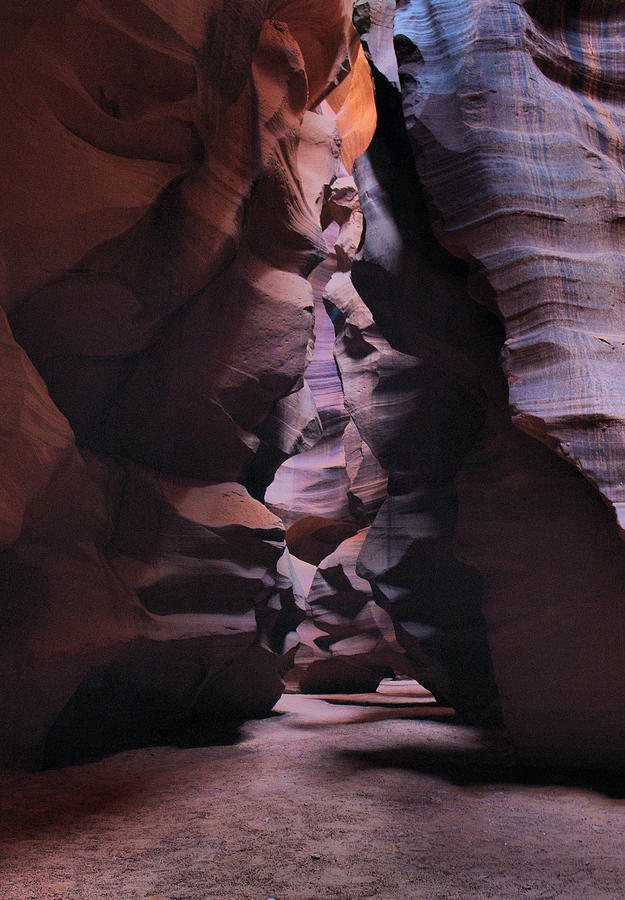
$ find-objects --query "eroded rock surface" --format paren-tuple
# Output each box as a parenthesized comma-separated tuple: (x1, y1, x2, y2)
(298, 529, 407, 694)
(344, 0, 625, 764)
(4, 0, 625, 770)
(266, 251, 387, 529)
(391, 0, 625, 766)
(0, 0, 373, 766)
(395, 1, 625, 531)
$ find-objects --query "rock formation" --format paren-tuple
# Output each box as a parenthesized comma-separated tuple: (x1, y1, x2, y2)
(352, 0, 625, 766)
(265, 250, 387, 530)
(0, 0, 375, 766)
(298, 529, 407, 693)
(3, 0, 625, 770)
(329, 164, 502, 720)
(265, 216, 398, 693)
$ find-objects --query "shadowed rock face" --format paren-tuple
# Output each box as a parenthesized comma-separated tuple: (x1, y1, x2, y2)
(326, 251, 501, 714)
(315, 2, 501, 722)
(298, 528, 407, 693)
(362, 0, 625, 765)
(265, 252, 387, 530)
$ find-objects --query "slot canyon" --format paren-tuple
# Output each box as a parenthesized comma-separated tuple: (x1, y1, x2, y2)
(1, 0, 625, 897)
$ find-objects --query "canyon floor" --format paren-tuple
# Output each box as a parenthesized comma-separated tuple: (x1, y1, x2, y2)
(0, 683, 623, 900)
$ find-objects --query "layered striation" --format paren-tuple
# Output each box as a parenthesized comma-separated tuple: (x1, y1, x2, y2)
(395, 0, 625, 530)
(386, 0, 625, 764)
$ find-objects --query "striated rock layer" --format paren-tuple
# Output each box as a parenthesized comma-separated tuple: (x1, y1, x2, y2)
(337, 10, 502, 722)
(395, 0, 625, 528)
(357, 0, 625, 765)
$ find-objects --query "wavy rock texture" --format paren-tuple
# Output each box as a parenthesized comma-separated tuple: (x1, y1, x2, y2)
(266, 251, 387, 529)
(0, 0, 371, 766)
(328, 256, 502, 716)
(5, 0, 625, 772)
(10, 10, 323, 479)
(264, 180, 405, 688)
(266, 257, 355, 527)
(265, 191, 395, 692)
(298, 529, 407, 693)
(395, 0, 625, 530)
(354, 0, 625, 764)
(332, 19, 501, 720)
(353, 0, 399, 88)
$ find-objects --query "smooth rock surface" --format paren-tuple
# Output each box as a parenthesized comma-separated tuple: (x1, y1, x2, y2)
(0, 0, 371, 766)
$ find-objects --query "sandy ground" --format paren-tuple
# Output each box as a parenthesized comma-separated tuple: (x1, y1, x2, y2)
(0, 684, 624, 900)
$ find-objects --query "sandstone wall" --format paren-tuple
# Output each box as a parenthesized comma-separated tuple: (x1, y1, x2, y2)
(0, 0, 374, 766)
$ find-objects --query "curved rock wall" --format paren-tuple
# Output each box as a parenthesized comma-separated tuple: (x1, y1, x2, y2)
(393, 0, 625, 527)
(353, 0, 625, 765)
(0, 0, 374, 766)
(299, 529, 407, 693)
(4, 0, 625, 770)
(265, 208, 398, 692)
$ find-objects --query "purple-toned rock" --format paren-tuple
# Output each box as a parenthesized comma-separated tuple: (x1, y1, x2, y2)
(394, 0, 625, 765)
(298, 529, 407, 693)
(266, 250, 387, 529)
